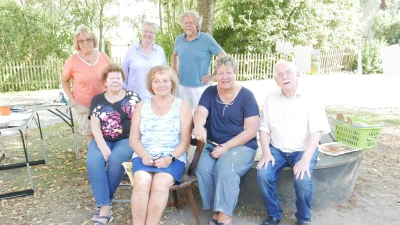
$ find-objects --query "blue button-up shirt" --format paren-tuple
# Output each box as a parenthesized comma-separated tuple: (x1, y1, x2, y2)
(122, 42, 167, 100)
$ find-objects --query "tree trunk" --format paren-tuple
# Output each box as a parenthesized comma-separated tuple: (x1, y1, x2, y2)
(198, 0, 216, 35)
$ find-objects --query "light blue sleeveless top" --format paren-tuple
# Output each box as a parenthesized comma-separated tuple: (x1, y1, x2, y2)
(132, 97, 186, 163)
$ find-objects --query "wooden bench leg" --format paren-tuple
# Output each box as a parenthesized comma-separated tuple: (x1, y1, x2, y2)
(173, 190, 179, 208)
(185, 187, 201, 225)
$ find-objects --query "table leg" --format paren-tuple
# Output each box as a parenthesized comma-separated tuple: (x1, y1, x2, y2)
(68, 107, 78, 159)
(0, 129, 45, 199)
(47, 107, 78, 158)
(19, 129, 35, 191)
(33, 112, 48, 165)
(0, 132, 5, 162)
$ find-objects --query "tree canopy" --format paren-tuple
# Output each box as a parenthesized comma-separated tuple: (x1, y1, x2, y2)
(213, 0, 363, 54)
(0, 0, 119, 62)
(1, 0, 398, 63)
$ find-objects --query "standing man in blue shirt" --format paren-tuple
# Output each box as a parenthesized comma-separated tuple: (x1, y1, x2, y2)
(172, 10, 226, 113)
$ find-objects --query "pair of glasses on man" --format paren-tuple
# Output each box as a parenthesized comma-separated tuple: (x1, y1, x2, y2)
(205, 139, 222, 152)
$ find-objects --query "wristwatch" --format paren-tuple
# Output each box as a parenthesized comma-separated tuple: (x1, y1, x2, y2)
(167, 154, 176, 163)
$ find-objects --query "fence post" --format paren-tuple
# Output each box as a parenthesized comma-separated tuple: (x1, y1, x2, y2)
(357, 38, 363, 75)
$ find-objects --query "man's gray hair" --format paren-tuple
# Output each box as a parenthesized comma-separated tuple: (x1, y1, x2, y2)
(214, 55, 238, 74)
(178, 10, 202, 30)
(273, 60, 298, 78)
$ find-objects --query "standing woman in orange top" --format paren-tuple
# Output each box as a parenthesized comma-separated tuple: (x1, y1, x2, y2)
(62, 25, 111, 145)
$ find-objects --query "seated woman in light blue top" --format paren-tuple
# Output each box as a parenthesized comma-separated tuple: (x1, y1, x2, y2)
(122, 21, 167, 100)
(129, 65, 192, 225)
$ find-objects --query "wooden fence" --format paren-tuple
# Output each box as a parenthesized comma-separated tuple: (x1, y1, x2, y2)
(0, 60, 64, 92)
(0, 50, 354, 92)
(319, 48, 354, 74)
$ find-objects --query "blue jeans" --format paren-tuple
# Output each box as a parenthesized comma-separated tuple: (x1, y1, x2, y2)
(86, 138, 133, 207)
(256, 145, 318, 223)
(194, 144, 256, 216)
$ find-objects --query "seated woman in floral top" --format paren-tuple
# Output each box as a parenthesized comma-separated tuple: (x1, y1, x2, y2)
(86, 63, 141, 225)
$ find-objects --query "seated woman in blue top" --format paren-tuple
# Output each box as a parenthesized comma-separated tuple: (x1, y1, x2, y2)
(129, 65, 192, 225)
(87, 63, 141, 225)
(193, 55, 260, 225)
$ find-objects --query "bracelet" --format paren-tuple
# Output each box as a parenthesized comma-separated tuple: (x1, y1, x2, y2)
(140, 152, 148, 158)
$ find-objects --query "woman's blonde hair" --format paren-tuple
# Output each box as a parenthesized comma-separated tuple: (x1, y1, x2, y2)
(146, 65, 178, 95)
(73, 25, 99, 51)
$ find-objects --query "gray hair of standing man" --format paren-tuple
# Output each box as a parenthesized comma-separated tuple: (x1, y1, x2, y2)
(273, 60, 299, 78)
(214, 55, 238, 74)
(73, 25, 99, 51)
(178, 10, 203, 30)
(141, 21, 158, 33)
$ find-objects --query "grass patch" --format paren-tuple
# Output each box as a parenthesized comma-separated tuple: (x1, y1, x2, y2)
(326, 108, 400, 127)
(0, 121, 92, 224)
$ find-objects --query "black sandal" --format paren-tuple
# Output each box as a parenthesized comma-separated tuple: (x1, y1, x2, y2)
(209, 218, 218, 225)
(91, 207, 113, 221)
(94, 216, 113, 225)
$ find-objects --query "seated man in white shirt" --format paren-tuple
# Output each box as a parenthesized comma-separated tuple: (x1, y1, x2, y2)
(256, 60, 331, 225)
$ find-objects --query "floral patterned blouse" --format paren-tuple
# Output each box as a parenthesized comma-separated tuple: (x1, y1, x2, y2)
(90, 90, 141, 141)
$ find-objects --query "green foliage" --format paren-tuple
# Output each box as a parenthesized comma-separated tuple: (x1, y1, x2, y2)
(148, 0, 198, 61)
(352, 39, 385, 74)
(0, 0, 119, 62)
(66, 0, 120, 51)
(213, 0, 363, 54)
(370, 0, 400, 45)
(0, 0, 71, 61)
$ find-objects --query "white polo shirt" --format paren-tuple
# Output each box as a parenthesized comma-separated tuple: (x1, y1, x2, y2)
(259, 83, 331, 153)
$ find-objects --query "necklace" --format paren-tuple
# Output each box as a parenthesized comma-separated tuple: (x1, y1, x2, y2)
(153, 96, 173, 110)
(79, 51, 95, 63)
(216, 85, 238, 117)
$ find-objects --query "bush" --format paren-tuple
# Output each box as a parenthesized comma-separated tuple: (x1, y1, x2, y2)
(370, 1, 400, 45)
(352, 39, 385, 74)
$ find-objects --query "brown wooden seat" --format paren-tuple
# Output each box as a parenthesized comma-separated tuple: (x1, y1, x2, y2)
(118, 140, 205, 225)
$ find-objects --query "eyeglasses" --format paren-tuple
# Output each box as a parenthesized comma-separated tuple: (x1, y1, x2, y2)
(77, 38, 94, 45)
(276, 70, 294, 78)
(205, 139, 221, 152)
(142, 30, 155, 35)
(152, 152, 164, 159)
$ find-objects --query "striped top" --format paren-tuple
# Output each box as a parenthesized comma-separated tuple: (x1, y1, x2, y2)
(132, 97, 186, 162)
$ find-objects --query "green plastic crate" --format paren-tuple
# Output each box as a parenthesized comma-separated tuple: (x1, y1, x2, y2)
(333, 115, 384, 149)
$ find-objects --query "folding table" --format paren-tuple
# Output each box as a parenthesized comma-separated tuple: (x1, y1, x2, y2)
(0, 111, 45, 199)
(0, 104, 77, 199)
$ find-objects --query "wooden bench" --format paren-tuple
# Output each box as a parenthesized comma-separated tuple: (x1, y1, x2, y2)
(237, 132, 364, 211)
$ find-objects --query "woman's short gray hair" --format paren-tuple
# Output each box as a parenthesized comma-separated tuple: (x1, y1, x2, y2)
(214, 55, 238, 74)
(273, 60, 298, 78)
(141, 21, 158, 33)
(178, 10, 202, 30)
(73, 25, 99, 51)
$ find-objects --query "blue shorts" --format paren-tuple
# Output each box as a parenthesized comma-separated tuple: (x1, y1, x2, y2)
(132, 157, 185, 185)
